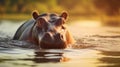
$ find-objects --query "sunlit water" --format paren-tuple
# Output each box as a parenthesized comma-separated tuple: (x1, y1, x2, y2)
(0, 20, 120, 67)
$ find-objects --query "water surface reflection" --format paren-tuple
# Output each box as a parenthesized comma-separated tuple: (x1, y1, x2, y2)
(31, 50, 70, 63)
(98, 51, 120, 67)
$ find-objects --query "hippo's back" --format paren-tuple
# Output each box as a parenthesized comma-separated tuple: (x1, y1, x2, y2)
(13, 19, 35, 40)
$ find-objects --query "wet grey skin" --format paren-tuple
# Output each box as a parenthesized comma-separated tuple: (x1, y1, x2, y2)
(13, 11, 75, 49)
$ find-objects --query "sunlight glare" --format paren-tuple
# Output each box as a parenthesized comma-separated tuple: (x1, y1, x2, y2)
(75, 20, 101, 27)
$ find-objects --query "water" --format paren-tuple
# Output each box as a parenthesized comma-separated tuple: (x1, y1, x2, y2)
(0, 20, 120, 67)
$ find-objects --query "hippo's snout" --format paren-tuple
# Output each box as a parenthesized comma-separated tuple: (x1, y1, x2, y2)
(40, 32, 67, 49)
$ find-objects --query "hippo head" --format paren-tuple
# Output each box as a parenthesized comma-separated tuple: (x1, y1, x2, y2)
(32, 11, 75, 49)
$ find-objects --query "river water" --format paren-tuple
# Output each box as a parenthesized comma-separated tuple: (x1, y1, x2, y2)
(0, 20, 120, 67)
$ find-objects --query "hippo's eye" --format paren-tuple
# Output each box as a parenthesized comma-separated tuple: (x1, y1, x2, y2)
(44, 26, 48, 32)
(41, 23, 48, 32)
(36, 26, 43, 33)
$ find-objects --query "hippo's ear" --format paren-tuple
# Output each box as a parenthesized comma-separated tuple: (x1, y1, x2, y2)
(32, 10, 39, 19)
(60, 11, 68, 20)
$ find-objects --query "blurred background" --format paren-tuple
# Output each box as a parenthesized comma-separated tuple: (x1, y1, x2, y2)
(0, 0, 120, 26)
(0, 1, 120, 67)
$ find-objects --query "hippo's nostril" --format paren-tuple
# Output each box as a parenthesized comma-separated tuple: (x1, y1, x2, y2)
(42, 32, 53, 41)
(55, 33, 64, 40)
(44, 33, 50, 38)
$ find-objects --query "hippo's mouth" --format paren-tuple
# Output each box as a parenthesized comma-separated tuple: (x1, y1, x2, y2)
(40, 41, 67, 49)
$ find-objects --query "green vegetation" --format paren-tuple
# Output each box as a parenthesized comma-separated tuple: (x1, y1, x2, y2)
(0, 0, 120, 26)
(0, 14, 31, 20)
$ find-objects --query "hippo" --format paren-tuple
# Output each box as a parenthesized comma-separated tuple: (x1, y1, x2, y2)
(13, 10, 75, 49)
